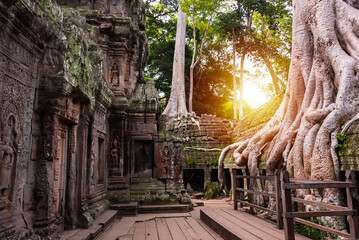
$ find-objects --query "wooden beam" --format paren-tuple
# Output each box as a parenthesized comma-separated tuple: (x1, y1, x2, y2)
(287, 210, 356, 218)
(275, 169, 283, 229)
(236, 199, 276, 215)
(283, 182, 357, 190)
(292, 197, 348, 211)
(281, 170, 295, 240)
(233, 168, 238, 210)
(294, 218, 350, 238)
(236, 187, 275, 197)
(346, 170, 359, 239)
(236, 175, 275, 181)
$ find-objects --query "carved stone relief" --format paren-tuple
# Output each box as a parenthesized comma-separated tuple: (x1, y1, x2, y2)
(0, 115, 18, 207)
(93, 103, 107, 134)
(110, 63, 120, 86)
(89, 141, 95, 187)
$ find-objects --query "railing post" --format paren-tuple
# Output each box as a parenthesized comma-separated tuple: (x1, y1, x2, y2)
(275, 169, 283, 229)
(281, 170, 295, 240)
(233, 168, 238, 210)
(346, 170, 359, 239)
(245, 167, 254, 213)
(239, 168, 244, 208)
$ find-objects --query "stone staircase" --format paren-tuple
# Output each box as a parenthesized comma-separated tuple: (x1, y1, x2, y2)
(60, 210, 118, 240)
(109, 202, 191, 215)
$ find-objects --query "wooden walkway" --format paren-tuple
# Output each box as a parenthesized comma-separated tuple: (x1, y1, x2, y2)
(90, 198, 311, 240)
(118, 216, 221, 240)
(201, 207, 310, 240)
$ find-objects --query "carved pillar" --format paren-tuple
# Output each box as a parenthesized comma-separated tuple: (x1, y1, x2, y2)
(34, 112, 57, 234)
(77, 113, 93, 228)
(65, 124, 77, 228)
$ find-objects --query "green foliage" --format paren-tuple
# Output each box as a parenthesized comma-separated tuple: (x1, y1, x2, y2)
(216, 0, 292, 92)
(26, 0, 106, 108)
(204, 182, 221, 199)
(336, 132, 348, 150)
(145, 1, 193, 100)
(185, 158, 198, 168)
(145, 0, 292, 118)
(294, 218, 339, 240)
(210, 158, 219, 166)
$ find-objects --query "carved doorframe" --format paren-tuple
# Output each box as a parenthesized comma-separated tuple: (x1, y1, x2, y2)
(130, 135, 154, 182)
(53, 121, 69, 219)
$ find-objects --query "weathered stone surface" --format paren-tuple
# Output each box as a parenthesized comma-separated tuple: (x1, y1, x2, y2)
(0, 0, 165, 239)
(338, 122, 359, 171)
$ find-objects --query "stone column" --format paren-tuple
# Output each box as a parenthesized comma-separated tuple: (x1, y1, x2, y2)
(34, 112, 57, 235)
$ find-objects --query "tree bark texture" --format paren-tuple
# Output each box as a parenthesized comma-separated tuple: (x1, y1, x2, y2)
(233, 29, 237, 120)
(239, 52, 245, 118)
(163, 4, 188, 120)
(220, 0, 359, 206)
(188, 1, 217, 113)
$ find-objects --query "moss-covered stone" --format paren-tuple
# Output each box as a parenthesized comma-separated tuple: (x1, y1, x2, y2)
(26, 0, 112, 108)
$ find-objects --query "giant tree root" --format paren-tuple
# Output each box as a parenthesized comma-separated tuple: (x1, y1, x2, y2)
(219, 0, 359, 231)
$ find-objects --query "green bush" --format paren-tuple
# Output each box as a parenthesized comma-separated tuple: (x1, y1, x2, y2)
(204, 182, 221, 199)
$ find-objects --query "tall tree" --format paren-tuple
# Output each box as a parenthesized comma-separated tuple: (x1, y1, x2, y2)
(232, 28, 237, 119)
(218, 0, 291, 118)
(220, 0, 359, 207)
(217, 8, 243, 119)
(162, 1, 188, 120)
(181, 0, 221, 113)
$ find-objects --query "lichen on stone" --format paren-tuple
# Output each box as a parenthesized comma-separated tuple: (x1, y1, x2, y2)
(24, 0, 112, 108)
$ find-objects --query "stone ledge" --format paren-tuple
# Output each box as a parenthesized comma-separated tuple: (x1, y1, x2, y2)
(62, 210, 118, 240)
(110, 202, 138, 216)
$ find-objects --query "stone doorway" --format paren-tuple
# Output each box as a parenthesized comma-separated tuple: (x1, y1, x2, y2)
(184, 169, 204, 192)
(54, 122, 69, 222)
(134, 140, 154, 179)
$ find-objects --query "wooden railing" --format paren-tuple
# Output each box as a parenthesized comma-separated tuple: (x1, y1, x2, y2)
(281, 170, 359, 240)
(232, 169, 359, 239)
(232, 168, 283, 229)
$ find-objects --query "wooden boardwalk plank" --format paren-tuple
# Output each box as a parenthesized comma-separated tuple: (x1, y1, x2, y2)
(128, 224, 136, 235)
(175, 217, 200, 240)
(186, 217, 217, 240)
(212, 208, 281, 239)
(145, 220, 159, 240)
(222, 208, 310, 240)
(119, 237, 132, 240)
(156, 218, 172, 240)
(166, 217, 188, 240)
(133, 222, 146, 240)
(220, 208, 283, 235)
(201, 208, 260, 239)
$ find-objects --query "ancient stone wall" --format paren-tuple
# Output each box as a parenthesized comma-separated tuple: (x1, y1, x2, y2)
(166, 114, 233, 189)
(0, 1, 42, 237)
(167, 114, 233, 147)
(0, 0, 151, 238)
(338, 122, 359, 171)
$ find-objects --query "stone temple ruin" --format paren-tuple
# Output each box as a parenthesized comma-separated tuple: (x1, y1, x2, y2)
(0, 0, 186, 238)
(2, 0, 359, 239)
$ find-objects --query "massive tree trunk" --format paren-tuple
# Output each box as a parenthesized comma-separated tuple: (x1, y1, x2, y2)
(233, 28, 238, 120)
(220, 0, 359, 205)
(238, 52, 245, 118)
(163, 3, 188, 121)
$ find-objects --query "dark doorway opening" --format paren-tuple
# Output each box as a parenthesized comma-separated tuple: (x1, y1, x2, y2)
(211, 168, 231, 191)
(184, 169, 204, 192)
(134, 140, 154, 178)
